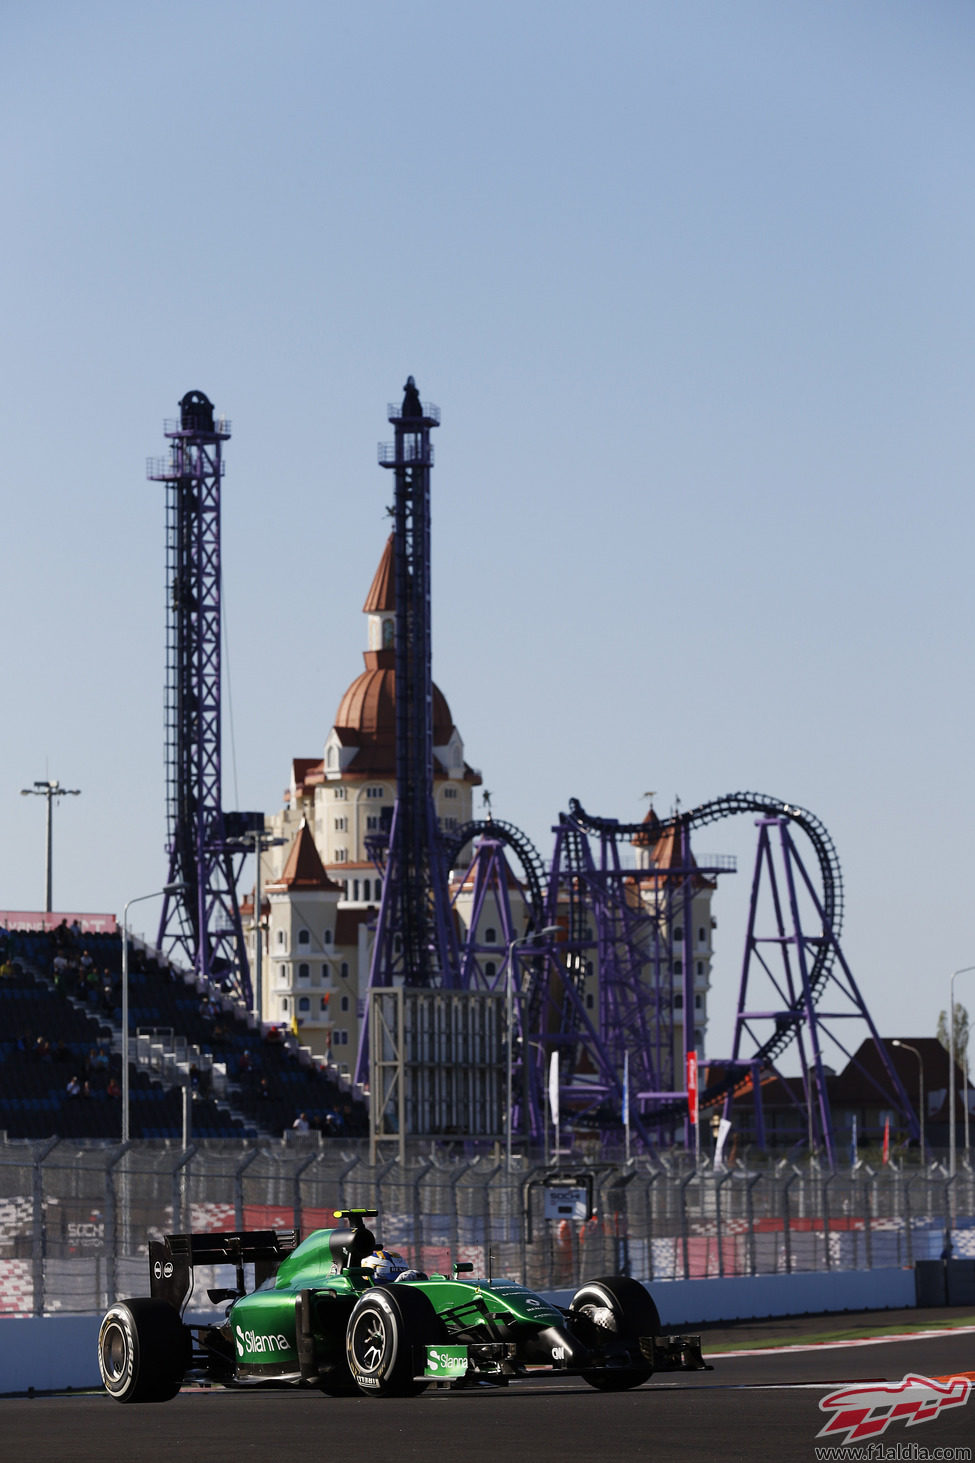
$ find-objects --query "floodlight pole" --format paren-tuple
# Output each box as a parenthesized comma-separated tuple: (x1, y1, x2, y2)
(122, 885, 183, 1142)
(948, 965, 975, 1177)
(892, 1040, 925, 1161)
(223, 828, 285, 1023)
(20, 779, 81, 912)
(505, 927, 559, 1170)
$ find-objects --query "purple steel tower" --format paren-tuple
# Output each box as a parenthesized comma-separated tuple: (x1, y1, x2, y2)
(365, 378, 460, 1001)
(147, 391, 251, 1002)
(541, 794, 919, 1161)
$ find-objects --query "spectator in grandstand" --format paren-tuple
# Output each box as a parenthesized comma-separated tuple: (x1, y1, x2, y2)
(292, 1112, 310, 1132)
(66, 1075, 81, 1097)
(106, 1076, 121, 1099)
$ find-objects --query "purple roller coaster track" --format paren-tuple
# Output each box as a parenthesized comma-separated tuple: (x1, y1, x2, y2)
(350, 378, 916, 1162)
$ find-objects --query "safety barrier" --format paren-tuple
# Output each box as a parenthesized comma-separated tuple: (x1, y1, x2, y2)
(0, 1140, 972, 1318)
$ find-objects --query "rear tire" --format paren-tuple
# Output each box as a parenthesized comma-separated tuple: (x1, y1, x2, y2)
(345, 1285, 443, 1398)
(569, 1276, 659, 1392)
(98, 1298, 189, 1403)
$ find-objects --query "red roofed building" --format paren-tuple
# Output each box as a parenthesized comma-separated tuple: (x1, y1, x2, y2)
(632, 804, 717, 1066)
(250, 537, 482, 1070)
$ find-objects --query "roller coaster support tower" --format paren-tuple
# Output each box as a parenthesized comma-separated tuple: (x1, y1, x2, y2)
(367, 377, 460, 996)
(147, 391, 252, 1003)
(554, 795, 919, 1164)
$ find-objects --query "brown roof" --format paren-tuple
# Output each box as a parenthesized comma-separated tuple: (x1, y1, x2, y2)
(635, 815, 714, 892)
(333, 668, 454, 751)
(266, 822, 343, 894)
(290, 758, 325, 799)
(363, 534, 395, 613)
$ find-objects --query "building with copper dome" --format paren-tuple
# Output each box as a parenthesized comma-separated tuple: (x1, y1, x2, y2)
(252, 536, 481, 1069)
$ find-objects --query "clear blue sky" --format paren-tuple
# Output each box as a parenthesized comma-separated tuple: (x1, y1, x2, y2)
(3, 1, 973, 1072)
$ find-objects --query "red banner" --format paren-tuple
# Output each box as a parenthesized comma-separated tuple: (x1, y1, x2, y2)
(686, 1050, 699, 1126)
(0, 911, 118, 934)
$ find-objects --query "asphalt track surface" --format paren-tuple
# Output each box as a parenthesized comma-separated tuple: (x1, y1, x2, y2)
(4, 1309, 974, 1463)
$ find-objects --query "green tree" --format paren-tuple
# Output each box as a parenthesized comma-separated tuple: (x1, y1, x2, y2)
(937, 1001, 970, 1064)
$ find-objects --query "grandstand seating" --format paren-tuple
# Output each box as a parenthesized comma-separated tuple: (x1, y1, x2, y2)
(0, 927, 367, 1143)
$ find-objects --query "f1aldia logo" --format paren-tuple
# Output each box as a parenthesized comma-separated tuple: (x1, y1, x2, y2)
(818, 1373, 972, 1445)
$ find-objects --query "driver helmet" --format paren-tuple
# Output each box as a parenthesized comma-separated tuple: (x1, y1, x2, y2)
(361, 1248, 409, 1283)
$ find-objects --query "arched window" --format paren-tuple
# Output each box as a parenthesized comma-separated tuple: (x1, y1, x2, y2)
(298, 963, 310, 980)
(298, 997, 310, 1013)
(341, 962, 349, 979)
(341, 995, 350, 1012)
(485, 962, 496, 978)
(324, 930, 333, 945)
(485, 927, 497, 943)
(298, 928, 310, 946)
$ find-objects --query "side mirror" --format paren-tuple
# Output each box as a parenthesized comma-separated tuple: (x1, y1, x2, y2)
(452, 1262, 474, 1275)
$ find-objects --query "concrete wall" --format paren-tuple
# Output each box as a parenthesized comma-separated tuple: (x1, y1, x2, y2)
(548, 1265, 917, 1327)
(0, 1270, 918, 1395)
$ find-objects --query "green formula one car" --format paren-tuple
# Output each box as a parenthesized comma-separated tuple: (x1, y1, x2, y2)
(97, 1209, 707, 1402)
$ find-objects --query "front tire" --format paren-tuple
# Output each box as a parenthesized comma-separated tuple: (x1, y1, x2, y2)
(569, 1276, 660, 1392)
(98, 1298, 189, 1403)
(345, 1286, 443, 1398)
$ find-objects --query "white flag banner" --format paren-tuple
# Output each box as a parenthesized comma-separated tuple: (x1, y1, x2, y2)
(548, 1051, 560, 1127)
(713, 1117, 732, 1171)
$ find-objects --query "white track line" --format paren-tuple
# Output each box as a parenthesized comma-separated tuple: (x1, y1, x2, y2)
(715, 1325, 975, 1359)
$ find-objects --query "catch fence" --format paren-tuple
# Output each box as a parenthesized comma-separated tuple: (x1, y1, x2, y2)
(1, 1140, 973, 1317)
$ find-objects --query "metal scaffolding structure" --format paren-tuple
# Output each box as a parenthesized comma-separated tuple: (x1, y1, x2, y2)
(147, 391, 253, 1003)
(360, 379, 461, 1022)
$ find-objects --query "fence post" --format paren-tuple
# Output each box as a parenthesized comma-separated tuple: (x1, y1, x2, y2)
(679, 1168, 695, 1281)
(782, 1168, 800, 1275)
(32, 1138, 59, 1316)
(173, 1144, 197, 1232)
(292, 1151, 319, 1234)
(642, 1170, 660, 1282)
(107, 1141, 133, 1306)
(744, 1172, 762, 1277)
(862, 1169, 873, 1269)
(821, 1171, 836, 1272)
(335, 1151, 364, 1211)
(230, 1148, 258, 1230)
(714, 1172, 733, 1278)
(411, 1160, 433, 1266)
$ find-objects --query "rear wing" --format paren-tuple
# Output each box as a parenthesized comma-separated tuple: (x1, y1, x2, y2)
(149, 1228, 299, 1313)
